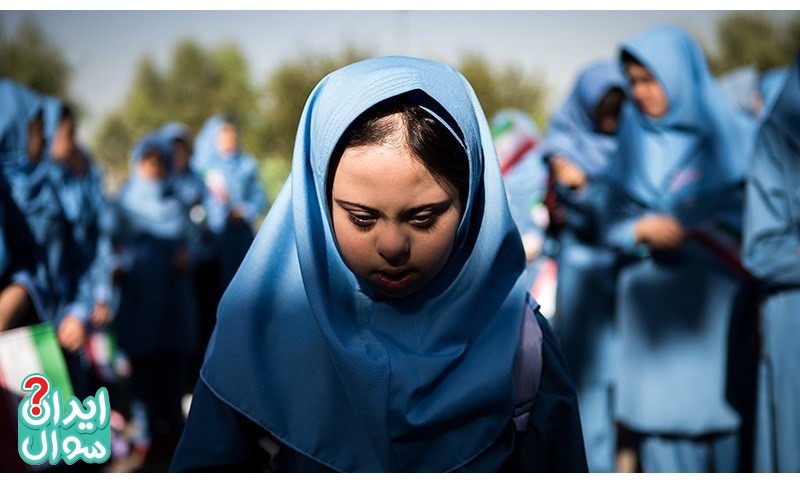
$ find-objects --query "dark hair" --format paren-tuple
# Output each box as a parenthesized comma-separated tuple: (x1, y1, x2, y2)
(60, 104, 75, 123)
(593, 87, 626, 127)
(328, 95, 470, 210)
(621, 50, 643, 69)
(220, 114, 239, 129)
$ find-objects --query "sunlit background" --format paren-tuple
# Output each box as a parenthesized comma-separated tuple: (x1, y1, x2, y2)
(1, 9, 797, 197)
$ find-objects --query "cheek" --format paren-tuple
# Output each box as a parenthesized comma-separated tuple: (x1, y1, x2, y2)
(332, 213, 373, 272)
(412, 217, 460, 272)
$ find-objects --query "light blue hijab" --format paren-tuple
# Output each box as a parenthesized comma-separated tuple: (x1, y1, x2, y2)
(765, 59, 799, 152)
(543, 61, 625, 178)
(0, 79, 43, 177)
(760, 66, 791, 117)
(201, 56, 529, 471)
(157, 121, 191, 170)
(116, 134, 186, 240)
(607, 26, 752, 212)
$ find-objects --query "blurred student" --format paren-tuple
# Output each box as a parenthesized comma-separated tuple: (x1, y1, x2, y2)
(191, 115, 267, 287)
(542, 61, 626, 473)
(604, 27, 754, 472)
(743, 57, 800, 473)
(112, 135, 199, 468)
(157, 121, 218, 392)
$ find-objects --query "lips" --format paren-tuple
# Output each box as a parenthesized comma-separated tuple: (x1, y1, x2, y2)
(374, 270, 415, 294)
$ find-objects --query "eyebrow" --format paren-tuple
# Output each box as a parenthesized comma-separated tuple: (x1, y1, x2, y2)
(334, 199, 452, 218)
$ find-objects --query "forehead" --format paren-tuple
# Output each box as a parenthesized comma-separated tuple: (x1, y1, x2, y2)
(625, 63, 655, 80)
(333, 143, 450, 204)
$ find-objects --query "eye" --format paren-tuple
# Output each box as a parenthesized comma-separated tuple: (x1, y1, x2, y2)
(410, 213, 438, 230)
(348, 212, 376, 230)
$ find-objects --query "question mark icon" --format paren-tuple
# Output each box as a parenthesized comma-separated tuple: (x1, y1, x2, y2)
(21, 374, 50, 417)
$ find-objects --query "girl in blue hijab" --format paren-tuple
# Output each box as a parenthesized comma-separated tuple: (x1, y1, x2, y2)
(605, 27, 755, 472)
(157, 121, 219, 394)
(191, 115, 267, 287)
(0, 81, 50, 330)
(542, 61, 626, 473)
(171, 56, 587, 472)
(743, 57, 800, 473)
(112, 134, 199, 465)
(0, 80, 89, 355)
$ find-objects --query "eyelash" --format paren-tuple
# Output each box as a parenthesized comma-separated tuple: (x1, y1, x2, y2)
(348, 213, 375, 231)
(410, 214, 438, 231)
(346, 212, 440, 232)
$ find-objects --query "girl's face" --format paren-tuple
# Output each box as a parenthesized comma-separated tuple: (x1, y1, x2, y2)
(330, 137, 463, 299)
(50, 117, 76, 162)
(625, 63, 669, 118)
(217, 122, 239, 155)
(138, 153, 168, 181)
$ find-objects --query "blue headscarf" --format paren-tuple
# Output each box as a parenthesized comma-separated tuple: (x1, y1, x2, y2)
(765, 59, 799, 150)
(201, 56, 529, 471)
(117, 134, 185, 240)
(157, 121, 192, 170)
(543, 61, 625, 178)
(0, 79, 43, 175)
(760, 66, 791, 118)
(607, 26, 752, 211)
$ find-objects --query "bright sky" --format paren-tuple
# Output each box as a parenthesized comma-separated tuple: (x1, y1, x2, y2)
(0, 6, 790, 141)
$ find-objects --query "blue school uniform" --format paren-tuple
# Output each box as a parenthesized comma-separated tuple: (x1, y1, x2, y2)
(541, 61, 625, 473)
(191, 116, 266, 286)
(171, 56, 587, 472)
(605, 27, 754, 472)
(743, 57, 800, 473)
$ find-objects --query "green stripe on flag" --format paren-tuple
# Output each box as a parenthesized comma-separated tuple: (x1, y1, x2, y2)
(29, 323, 74, 399)
(490, 118, 514, 139)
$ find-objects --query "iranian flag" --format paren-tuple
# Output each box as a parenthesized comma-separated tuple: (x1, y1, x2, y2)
(0, 323, 72, 471)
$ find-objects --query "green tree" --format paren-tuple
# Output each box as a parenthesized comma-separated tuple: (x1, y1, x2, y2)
(93, 39, 257, 181)
(708, 11, 800, 74)
(457, 53, 549, 130)
(248, 46, 372, 196)
(0, 16, 71, 97)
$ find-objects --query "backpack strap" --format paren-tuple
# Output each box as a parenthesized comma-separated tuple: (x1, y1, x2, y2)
(511, 294, 544, 433)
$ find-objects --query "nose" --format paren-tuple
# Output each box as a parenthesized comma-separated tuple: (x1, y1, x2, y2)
(376, 223, 410, 266)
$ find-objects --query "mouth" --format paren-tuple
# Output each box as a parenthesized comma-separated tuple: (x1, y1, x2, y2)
(374, 270, 415, 294)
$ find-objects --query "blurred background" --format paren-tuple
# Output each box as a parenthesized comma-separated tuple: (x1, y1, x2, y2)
(2, 10, 799, 201)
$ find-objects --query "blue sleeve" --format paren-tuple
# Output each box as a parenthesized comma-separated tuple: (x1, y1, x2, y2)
(743, 122, 800, 286)
(516, 311, 588, 472)
(170, 378, 265, 472)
